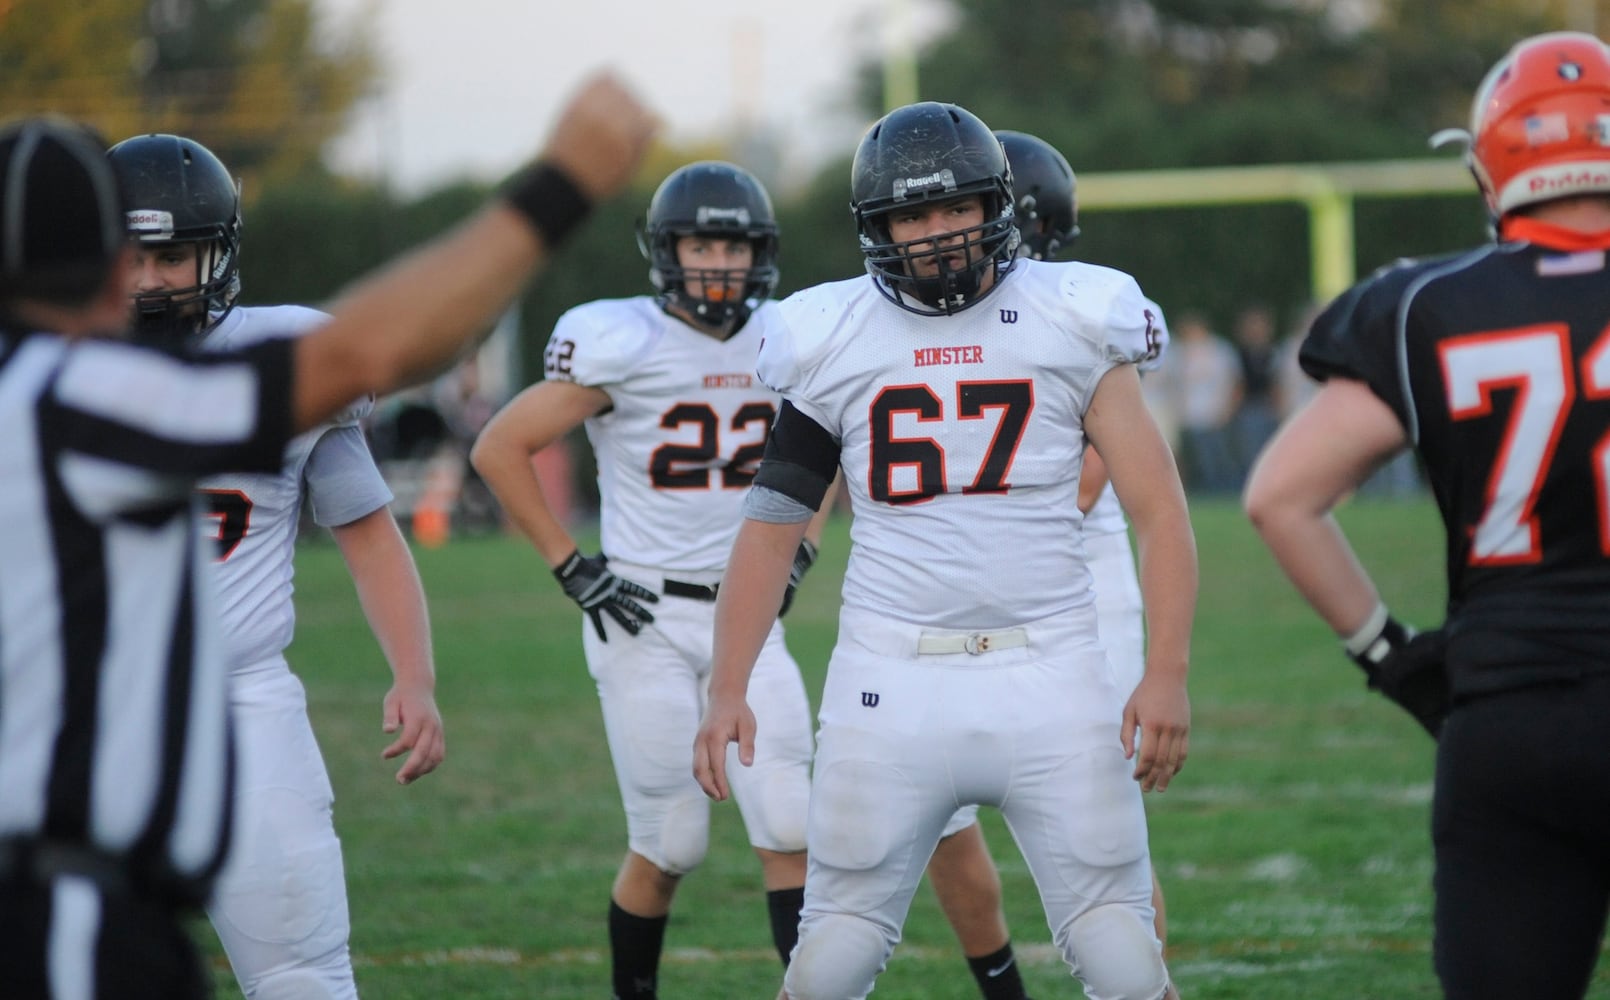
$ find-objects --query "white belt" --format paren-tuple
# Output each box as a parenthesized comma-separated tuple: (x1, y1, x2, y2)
(915, 627, 1029, 656)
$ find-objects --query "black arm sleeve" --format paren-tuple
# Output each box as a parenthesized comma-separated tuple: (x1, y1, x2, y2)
(753, 399, 841, 511)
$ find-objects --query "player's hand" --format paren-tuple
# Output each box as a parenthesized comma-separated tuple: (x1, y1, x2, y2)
(1349, 619, 1449, 738)
(381, 682, 445, 785)
(777, 539, 818, 618)
(693, 692, 756, 802)
(539, 72, 659, 203)
(1121, 672, 1190, 793)
(554, 550, 658, 642)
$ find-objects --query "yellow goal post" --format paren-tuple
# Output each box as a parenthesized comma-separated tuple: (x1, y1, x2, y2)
(1077, 159, 1475, 304)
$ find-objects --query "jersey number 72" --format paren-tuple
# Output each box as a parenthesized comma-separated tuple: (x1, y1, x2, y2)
(1440, 324, 1610, 564)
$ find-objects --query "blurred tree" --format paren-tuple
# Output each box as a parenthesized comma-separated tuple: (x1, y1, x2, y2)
(0, 0, 375, 186)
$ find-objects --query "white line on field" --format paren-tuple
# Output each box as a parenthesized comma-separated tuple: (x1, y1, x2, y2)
(337, 938, 1431, 972)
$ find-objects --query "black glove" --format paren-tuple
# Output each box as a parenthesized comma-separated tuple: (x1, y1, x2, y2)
(777, 539, 818, 618)
(554, 551, 658, 642)
(1346, 615, 1450, 739)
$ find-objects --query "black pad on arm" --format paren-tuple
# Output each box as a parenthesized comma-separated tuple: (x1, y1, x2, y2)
(753, 400, 840, 510)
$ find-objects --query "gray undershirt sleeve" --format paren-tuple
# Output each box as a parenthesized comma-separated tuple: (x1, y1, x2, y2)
(742, 484, 817, 524)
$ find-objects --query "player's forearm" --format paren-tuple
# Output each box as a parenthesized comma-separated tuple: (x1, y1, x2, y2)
(333, 511, 437, 691)
(1132, 507, 1197, 682)
(710, 519, 804, 698)
(1242, 383, 1399, 637)
(471, 438, 577, 567)
(1247, 504, 1381, 637)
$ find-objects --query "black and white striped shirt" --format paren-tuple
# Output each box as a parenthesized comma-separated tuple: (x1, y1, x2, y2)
(0, 328, 293, 905)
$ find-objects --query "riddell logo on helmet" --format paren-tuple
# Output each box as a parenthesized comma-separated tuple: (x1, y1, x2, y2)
(1529, 167, 1610, 195)
(695, 206, 752, 226)
(125, 209, 174, 234)
(892, 169, 957, 200)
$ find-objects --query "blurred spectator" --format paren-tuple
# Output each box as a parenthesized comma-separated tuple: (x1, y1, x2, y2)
(1161, 310, 1242, 494)
(1276, 301, 1421, 498)
(1274, 302, 1323, 420)
(364, 360, 506, 541)
(432, 357, 498, 448)
(1230, 303, 1281, 480)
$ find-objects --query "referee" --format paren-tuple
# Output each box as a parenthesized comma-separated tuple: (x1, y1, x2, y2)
(0, 77, 655, 999)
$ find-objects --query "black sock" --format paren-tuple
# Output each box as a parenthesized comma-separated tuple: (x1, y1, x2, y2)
(967, 941, 1030, 1000)
(608, 900, 667, 999)
(765, 886, 805, 967)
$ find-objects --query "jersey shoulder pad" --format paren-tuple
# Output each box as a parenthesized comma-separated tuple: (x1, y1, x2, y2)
(1137, 297, 1170, 373)
(210, 306, 364, 427)
(1036, 260, 1156, 366)
(544, 296, 662, 387)
(1299, 249, 1482, 384)
(758, 277, 865, 395)
(203, 304, 329, 351)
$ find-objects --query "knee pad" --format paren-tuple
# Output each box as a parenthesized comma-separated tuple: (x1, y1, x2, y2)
(210, 788, 353, 991)
(654, 794, 711, 876)
(744, 767, 809, 854)
(247, 965, 356, 1000)
(782, 912, 891, 1000)
(1061, 903, 1169, 1000)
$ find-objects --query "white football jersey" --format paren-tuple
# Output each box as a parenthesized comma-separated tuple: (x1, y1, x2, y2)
(197, 306, 389, 669)
(760, 259, 1158, 628)
(545, 296, 780, 574)
(1082, 297, 1170, 537)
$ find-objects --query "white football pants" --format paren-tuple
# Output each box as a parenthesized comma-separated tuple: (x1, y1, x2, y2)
(584, 562, 813, 874)
(785, 605, 1161, 1000)
(209, 659, 357, 1000)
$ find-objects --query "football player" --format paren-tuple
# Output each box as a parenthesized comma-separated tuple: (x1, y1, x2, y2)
(695, 102, 1194, 1000)
(471, 162, 817, 999)
(1245, 31, 1610, 999)
(109, 133, 445, 1000)
(1000, 128, 1175, 944)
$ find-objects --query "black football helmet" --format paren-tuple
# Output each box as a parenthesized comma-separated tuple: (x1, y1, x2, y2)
(635, 161, 779, 329)
(106, 133, 241, 346)
(995, 130, 1079, 260)
(850, 102, 1017, 315)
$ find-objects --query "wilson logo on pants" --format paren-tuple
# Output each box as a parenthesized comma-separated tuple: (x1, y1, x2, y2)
(861, 692, 880, 708)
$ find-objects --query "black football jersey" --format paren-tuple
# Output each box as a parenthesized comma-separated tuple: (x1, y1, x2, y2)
(1301, 224, 1610, 694)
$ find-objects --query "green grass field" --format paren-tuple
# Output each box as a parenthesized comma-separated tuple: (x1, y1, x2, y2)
(200, 496, 1610, 999)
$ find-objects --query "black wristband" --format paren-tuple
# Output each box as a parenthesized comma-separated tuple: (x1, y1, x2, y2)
(501, 162, 593, 247)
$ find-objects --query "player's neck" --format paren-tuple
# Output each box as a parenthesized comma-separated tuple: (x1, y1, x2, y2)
(1518, 195, 1610, 232)
(665, 302, 739, 341)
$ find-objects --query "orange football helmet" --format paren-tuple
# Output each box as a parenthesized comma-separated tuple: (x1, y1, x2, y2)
(1461, 32, 1610, 216)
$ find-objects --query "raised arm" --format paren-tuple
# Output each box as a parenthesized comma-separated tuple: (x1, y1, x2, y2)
(292, 73, 658, 432)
